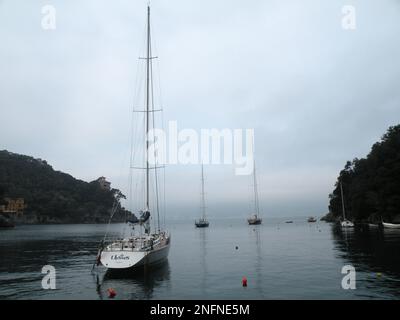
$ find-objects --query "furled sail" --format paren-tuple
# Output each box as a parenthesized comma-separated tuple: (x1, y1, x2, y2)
(126, 210, 150, 225)
(139, 210, 150, 223)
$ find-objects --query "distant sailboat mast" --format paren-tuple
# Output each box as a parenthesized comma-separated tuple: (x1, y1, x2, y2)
(195, 164, 209, 227)
(253, 160, 260, 219)
(247, 159, 262, 225)
(340, 182, 346, 221)
(340, 182, 354, 227)
(201, 164, 206, 221)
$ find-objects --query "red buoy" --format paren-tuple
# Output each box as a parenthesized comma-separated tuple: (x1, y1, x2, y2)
(107, 288, 117, 298)
(242, 276, 247, 287)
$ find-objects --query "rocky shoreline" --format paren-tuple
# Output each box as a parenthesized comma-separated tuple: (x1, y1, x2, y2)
(320, 212, 339, 223)
(0, 214, 14, 228)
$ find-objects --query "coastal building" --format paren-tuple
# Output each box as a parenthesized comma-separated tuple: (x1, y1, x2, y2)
(96, 177, 111, 190)
(0, 198, 25, 216)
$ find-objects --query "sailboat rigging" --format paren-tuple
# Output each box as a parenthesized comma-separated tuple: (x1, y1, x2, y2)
(96, 5, 170, 271)
(195, 164, 209, 228)
(248, 160, 262, 225)
(340, 182, 354, 228)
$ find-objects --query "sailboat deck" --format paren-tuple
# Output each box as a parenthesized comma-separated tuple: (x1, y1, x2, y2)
(103, 232, 169, 252)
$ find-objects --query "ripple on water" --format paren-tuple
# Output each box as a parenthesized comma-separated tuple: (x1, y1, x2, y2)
(0, 220, 400, 299)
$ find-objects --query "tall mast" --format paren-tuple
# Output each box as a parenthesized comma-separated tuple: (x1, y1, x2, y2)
(201, 164, 206, 220)
(145, 5, 151, 210)
(253, 160, 260, 217)
(340, 182, 346, 220)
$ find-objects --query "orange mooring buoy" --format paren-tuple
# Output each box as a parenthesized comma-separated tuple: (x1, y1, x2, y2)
(107, 288, 117, 298)
(242, 276, 247, 287)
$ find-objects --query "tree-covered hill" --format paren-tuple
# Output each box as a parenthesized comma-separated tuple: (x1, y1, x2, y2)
(328, 125, 400, 223)
(0, 150, 129, 224)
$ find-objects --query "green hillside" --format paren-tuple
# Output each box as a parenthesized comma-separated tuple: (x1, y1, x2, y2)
(0, 150, 129, 224)
(328, 125, 400, 223)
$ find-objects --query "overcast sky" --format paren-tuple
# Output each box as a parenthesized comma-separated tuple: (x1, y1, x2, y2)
(1, 0, 399, 218)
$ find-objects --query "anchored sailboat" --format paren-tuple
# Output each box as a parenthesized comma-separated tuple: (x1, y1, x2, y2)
(248, 160, 262, 225)
(382, 221, 400, 229)
(340, 182, 354, 228)
(195, 164, 209, 228)
(97, 5, 170, 271)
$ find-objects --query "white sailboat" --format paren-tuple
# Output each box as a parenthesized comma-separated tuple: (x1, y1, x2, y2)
(248, 160, 262, 225)
(195, 164, 209, 228)
(98, 5, 170, 271)
(382, 221, 400, 229)
(340, 182, 354, 228)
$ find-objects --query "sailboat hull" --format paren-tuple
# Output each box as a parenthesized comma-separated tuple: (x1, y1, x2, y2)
(100, 233, 171, 270)
(248, 218, 262, 225)
(195, 220, 209, 228)
(195, 223, 209, 228)
(101, 242, 170, 270)
(383, 222, 400, 229)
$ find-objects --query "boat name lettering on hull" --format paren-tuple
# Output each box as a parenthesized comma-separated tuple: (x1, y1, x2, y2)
(111, 254, 130, 260)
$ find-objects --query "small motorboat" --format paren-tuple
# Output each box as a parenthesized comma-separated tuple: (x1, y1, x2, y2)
(307, 217, 317, 223)
(285, 220, 293, 224)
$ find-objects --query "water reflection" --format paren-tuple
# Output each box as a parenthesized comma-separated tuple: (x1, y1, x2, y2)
(198, 228, 208, 296)
(2, 222, 400, 299)
(98, 261, 171, 300)
(249, 226, 263, 297)
(0, 238, 98, 274)
(0, 232, 101, 299)
(331, 224, 400, 298)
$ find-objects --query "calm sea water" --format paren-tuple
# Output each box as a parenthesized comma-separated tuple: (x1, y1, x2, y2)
(0, 217, 399, 300)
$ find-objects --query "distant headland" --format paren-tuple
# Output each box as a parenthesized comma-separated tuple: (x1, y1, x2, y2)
(323, 124, 400, 224)
(0, 150, 130, 226)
